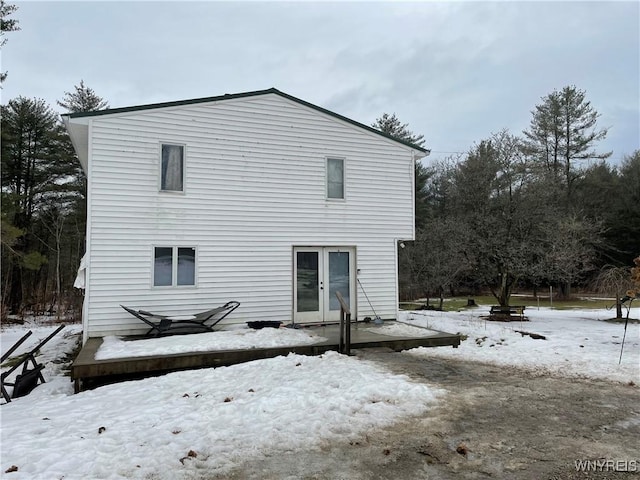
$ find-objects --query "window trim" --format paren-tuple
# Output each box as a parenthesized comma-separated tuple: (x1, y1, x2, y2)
(152, 245, 197, 288)
(159, 142, 186, 194)
(326, 156, 346, 201)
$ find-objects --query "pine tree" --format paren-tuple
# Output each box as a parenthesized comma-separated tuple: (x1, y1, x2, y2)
(523, 86, 610, 202)
(372, 113, 429, 227)
(57, 80, 109, 113)
(0, 0, 20, 83)
(1, 97, 77, 313)
(372, 113, 425, 147)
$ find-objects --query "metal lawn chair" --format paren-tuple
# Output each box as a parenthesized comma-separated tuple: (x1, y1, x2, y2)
(1, 325, 65, 403)
(120, 301, 240, 337)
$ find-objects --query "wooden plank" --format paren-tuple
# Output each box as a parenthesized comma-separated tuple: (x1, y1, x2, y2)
(71, 323, 461, 391)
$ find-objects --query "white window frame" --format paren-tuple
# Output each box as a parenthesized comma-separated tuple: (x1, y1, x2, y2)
(326, 157, 346, 201)
(152, 246, 197, 288)
(159, 143, 186, 194)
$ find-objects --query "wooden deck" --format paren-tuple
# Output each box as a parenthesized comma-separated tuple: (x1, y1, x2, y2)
(71, 321, 460, 392)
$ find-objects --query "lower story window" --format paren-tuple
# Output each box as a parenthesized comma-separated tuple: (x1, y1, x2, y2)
(154, 246, 196, 287)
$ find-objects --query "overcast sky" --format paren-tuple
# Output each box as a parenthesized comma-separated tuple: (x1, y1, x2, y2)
(2, 1, 638, 164)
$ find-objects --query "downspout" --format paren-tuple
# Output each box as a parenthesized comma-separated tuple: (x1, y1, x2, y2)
(396, 150, 427, 320)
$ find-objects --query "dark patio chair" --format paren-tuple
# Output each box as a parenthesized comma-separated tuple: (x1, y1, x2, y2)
(120, 301, 240, 337)
(1, 325, 65, 403)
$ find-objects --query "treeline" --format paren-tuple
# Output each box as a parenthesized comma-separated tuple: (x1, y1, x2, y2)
(1, 83, 109, 320)
(2, 80, 637, 317)
(377, 86, 639, 306)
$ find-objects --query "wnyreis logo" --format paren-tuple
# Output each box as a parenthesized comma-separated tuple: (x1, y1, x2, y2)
(574, 459, 638, 472)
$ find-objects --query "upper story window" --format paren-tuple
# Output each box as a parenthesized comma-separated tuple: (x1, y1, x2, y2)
(327, 157, 344, 200)
(153, 246, 196, 287)
(161, 144, 184, 192)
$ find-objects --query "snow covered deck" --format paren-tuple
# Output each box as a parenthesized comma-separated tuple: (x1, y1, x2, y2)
(71, 321, 460, 391)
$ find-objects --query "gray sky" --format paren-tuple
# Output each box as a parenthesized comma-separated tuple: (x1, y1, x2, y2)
(2, 1, 638, 164)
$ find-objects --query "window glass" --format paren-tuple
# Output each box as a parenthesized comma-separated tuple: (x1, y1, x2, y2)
(161, 144, 184, 192)
(327, 158, 344, 199)
(328, 251, 350, 311)
(177, 248, 196, 285)
(154, 247, 173, 286)
(154, 246, 196, 286)
(296, 251, 319, 312)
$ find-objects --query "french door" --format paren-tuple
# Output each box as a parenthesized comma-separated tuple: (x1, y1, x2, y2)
(293, 247, 355, 323)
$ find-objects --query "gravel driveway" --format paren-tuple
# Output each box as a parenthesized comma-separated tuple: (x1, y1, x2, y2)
(223, 348, 639, 480)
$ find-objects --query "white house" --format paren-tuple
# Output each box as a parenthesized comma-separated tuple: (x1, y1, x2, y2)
(63, 88, 428, 344)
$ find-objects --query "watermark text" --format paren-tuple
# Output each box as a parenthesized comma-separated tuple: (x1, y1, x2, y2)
(575, 459, 637, 472)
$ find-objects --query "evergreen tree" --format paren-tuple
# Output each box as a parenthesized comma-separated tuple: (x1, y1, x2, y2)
(611, 151, 640, 265)
(372, 113, 429, 227)
(1, 97, 77, 313)
(0, 0, 20, 83)
(523, 85, 610, 203)
(57, 80, 109, 113)
(372, 113, 425, 147)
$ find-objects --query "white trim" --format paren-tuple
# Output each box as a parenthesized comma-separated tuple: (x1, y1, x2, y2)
(323, 246, 356, 322)
(81, 119, 94, 345)
(158, 142, 187, 194)
(325, 156, 346, 201)
(292, 247, 323, 323)
(292, 245, 356, 323)
(394, 238, 400, 322)
(411, 152, 417, 241)
(151, 245, 198, 288)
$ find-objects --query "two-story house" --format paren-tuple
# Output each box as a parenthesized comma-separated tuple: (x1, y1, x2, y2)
(63, 88, 428, 344)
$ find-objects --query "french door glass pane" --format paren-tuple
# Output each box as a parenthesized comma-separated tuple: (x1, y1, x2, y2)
(177, 247, 196, 285)
(328, 251, 349, 311)
(296, 251, 319, 312)
(154, 247, 173, 286)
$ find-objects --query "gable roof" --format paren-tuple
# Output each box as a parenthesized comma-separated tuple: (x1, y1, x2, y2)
(64, 87, 429, 154)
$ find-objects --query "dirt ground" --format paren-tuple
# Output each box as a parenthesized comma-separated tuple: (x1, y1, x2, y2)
(222, 348, 639, 480)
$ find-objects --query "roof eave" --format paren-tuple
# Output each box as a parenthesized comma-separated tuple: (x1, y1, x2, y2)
(63, 115, 89, 173)
(66, 88, 430, 154)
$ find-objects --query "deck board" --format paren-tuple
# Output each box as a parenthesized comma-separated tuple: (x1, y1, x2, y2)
(71, 322, 460, 391)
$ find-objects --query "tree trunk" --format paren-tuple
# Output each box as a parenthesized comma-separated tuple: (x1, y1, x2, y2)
(9, 263, 22, 314)
(498, 273, 511, 306)
(616, 293, 623, 319)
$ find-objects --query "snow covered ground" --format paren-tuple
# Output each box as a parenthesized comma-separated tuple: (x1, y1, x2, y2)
(1, 306, 638, 478)
(1, 322, 441, 479)
(401, 306, 640, 384)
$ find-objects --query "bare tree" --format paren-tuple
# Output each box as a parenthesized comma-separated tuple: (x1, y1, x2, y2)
(540, 215, 603, 298)
(450, 130, 544, 306)
(593, 266, 633, 319)
(38, 207, 67, 320)
(400, 219, 468, 307)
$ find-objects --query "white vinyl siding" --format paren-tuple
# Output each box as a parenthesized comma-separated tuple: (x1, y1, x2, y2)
(82, 93, 417, 337)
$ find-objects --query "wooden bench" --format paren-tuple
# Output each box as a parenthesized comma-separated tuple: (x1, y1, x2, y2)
(489, 305, 526, 320)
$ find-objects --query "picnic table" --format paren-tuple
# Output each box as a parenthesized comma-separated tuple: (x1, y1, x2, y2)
(489, 305, 526, 321)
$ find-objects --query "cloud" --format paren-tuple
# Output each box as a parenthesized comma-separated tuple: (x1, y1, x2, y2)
(2, 1, 637, 161)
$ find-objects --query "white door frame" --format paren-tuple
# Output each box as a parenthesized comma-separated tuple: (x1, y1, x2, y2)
(293, 246, 356, 324)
